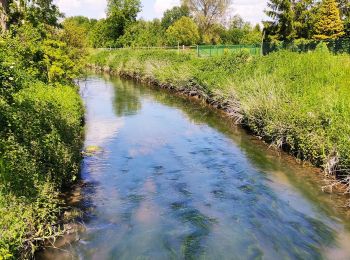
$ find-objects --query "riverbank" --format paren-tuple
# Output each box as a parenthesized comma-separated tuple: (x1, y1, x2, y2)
(88, 48, 350, 200)
(0, 27, 85, 258)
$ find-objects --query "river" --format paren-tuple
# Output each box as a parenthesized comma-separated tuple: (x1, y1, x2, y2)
(39, 75, 350, 259)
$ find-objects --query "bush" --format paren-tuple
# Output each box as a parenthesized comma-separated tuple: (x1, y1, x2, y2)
(0, 24, 84, 258)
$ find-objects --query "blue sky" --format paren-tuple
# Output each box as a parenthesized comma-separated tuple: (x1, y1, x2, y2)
(55, 0, 267, 25)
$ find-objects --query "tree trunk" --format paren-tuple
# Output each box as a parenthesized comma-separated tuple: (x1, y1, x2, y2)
(0, 0, 8, 32)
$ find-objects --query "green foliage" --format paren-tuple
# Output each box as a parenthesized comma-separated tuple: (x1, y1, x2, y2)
(0, 7, 85, 257)
(223, 15, 262, 45)
(265, 0, 296, 41)
(119, 19, 165, 47)
(293, 0, 318, 39)
(161, 5, 190, 29)
(166, 17, 200, 46)
(314, 0, 345, 39)
(315, 41, 330, 53)
(62, 16, 96, 50)
(265, 0, 347, 41)
(104, 0, 142, 46)
(6, 0, 62, 28)
(89, 19, 113, 48)
(181, 0, 232, 37)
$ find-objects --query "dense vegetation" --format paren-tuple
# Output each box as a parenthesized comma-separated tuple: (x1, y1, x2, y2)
(265, 0, 349, 41)
(0, 1, 86, 258)
(60, 0, 349, 49)
(88, 47, 350, 190)
(62, 0, 262, 48)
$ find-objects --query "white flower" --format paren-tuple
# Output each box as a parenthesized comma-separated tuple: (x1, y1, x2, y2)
(9, 77, 14, 81)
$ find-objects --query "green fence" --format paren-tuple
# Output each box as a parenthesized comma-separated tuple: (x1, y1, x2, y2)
(262, 37, 350, 55)
(197, 44, 261, 57)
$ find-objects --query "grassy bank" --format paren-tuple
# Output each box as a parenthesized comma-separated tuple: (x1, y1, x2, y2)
(88, 48, 350, 193)
(0, 26, 84, 258)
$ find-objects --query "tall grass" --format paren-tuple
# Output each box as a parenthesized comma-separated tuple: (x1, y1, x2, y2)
(88, 48, 350, 187)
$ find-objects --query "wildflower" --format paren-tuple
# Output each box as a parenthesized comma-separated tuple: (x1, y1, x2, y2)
(9, 77, 14, 81)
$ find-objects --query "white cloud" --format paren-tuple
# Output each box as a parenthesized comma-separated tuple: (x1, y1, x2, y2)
(231, 0, 268, 24)
(154, 0, 179, 16)
(55, 0, 107, 19)
(56, 0, 268, 24)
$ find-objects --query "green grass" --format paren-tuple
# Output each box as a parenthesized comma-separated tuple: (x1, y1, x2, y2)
(88, 48, 350, 185)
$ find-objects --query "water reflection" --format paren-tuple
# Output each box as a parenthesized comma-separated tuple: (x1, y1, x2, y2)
(39, 75, 350, 259)
(112, 77, 142, 116)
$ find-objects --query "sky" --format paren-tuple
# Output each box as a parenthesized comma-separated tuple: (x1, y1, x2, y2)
(55, 0, 268, 25)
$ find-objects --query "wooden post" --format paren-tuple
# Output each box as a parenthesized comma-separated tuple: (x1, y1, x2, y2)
(261, 29, 266, 56)
(197, 45, 199, 57)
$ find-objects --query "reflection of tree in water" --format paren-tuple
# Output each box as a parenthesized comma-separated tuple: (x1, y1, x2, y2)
(111, 78, 142, 117)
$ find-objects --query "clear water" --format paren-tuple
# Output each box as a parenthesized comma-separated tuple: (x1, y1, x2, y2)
(39, 75, 350, 260)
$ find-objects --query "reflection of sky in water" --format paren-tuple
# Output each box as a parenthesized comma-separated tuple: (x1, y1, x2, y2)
(80, 78, 125, 147)
(85, 118, 124, 147)
(41, 76, 350, 260)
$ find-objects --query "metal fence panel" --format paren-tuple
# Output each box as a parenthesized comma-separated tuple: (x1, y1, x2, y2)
(262, 38, 350, 55)
(198, 44, 262, 57)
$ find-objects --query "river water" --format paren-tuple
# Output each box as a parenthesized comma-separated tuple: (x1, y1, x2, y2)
(40, 75, 350, 259)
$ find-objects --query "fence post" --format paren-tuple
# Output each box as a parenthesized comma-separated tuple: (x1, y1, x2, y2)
(197, 45, 199, 57)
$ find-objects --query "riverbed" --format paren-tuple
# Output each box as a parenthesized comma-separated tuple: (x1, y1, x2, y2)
(39, 75, 350, 259)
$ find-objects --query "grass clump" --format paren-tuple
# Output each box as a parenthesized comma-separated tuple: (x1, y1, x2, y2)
(88, 48, 350, 190)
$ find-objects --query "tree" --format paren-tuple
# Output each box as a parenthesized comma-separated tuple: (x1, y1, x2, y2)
(166, 17, 200, 46)
(62, 16, 97, 47)
(119, 19, 165, 47)
(337, 0, 350, 19)
(0, 0, 8, 32)
(264, 0, 296, 41)
(293, 0, 318, 39)
(89, 19, 114, 48)
(181, 0, 232, 36)
(104, 0, 142, 46)
(313, 0, 344, 39)
(337, 0, 350, 36)
(161, 5, 190, 29)
(6, 0, 61, 28)
(223, 15, 262, 44)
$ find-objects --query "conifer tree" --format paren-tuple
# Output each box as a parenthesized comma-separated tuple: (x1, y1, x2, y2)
(264, 0, 296, 41)
(313, 0, 344, 39)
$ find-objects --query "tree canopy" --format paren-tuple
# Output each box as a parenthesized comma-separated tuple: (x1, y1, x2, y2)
(161, 5, 190, 29)
(314, 0, 344, 39)
(166, 16, 200, 46)
(103, 0, 142, 46)
(264, 0, 348, 41)
(181, 0, 232, 37)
